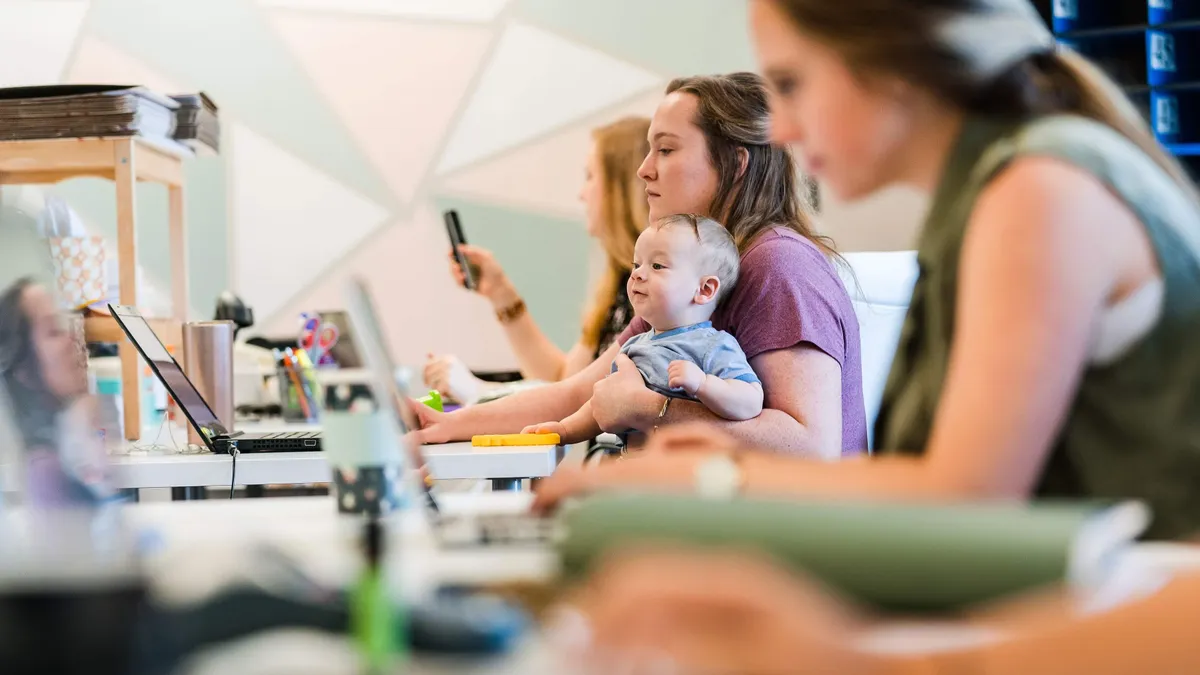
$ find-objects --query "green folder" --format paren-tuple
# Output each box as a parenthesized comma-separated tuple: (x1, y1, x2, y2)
(556, 493, 1149, 612)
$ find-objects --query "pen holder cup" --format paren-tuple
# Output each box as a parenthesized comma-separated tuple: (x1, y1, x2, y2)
(277, 365, 319, 423)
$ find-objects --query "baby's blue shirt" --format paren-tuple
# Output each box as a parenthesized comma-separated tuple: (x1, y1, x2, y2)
(614, 321, 760, 401)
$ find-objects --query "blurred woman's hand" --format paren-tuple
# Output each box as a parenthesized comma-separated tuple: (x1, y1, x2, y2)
(423, 353, 484, 405)
(554, 548, 879, 675)
(448, 244, 521, 308)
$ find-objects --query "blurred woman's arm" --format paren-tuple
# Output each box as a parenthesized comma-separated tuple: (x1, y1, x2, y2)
(566, 548, 1200, 675)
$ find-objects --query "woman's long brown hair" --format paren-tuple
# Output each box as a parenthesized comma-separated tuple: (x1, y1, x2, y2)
(666, 73, 832, 255)
(580, 116, 651, 352)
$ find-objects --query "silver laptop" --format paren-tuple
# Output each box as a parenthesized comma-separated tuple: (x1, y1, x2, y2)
(341, 277, 556, 548)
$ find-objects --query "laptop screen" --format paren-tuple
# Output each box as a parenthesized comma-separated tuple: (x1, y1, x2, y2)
(109, 306, 226, 439)
(342, 277, 441, 512)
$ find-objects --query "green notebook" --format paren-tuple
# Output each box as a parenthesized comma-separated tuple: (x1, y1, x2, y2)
(556, 493, 1149, 612)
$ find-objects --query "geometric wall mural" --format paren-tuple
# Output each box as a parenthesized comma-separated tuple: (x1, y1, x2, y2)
(258, 0, 510, 22)
(87, 0, 396, 207)
(0, 1, 89, 88)
(439, 90, 663, 218)
(68, 37, 181, 95)
(433, 195, 593, 351)
(514, 0, 758, 77)
(435, 22, 661, 175)
(7, 0, 759, 369)
(270, 12, 492, 204)
(229, 124, 390, 321)
(263, 205, 522, 371)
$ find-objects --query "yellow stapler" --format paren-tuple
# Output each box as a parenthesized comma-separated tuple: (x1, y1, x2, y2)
(471, 433, 561, 447)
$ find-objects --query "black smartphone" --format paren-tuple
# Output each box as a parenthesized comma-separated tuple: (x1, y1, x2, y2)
(443, 209, 476, 290)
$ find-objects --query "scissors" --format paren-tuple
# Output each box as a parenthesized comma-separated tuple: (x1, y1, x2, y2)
(299, 313, 339, 365)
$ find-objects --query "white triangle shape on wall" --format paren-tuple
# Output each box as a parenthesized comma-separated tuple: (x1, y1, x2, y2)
(0, 1, 89, 88)
(271, 13, 492, 204)
(231, 124, 391, 321)
(258, 0, 509, 22)
(439, 90, 662, 218)
(262, 207, 518, 371)
(67, 38, 184, 93)
(436, 21, 661, 174)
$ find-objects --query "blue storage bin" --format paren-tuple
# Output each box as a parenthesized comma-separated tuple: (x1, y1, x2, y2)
(1146, 27, 1200, 86)
(1150, 88, 1200, 153)
(1054, 0, 1147, 33)
(1149, 0, 1200, 25)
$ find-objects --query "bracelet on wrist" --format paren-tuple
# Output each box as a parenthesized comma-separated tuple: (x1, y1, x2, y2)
(496, 297, 527, 324)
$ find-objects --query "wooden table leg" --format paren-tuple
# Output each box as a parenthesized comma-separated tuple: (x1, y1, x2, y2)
(115, 139, 141, 440)
(168, 184, 188, 323)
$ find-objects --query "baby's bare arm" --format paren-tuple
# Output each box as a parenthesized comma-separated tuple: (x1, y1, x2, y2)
(558, 400, 604, 444)
(697, 377, 764, 421)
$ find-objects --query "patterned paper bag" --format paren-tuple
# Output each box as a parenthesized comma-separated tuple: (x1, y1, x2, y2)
(48, 236, 107, 310)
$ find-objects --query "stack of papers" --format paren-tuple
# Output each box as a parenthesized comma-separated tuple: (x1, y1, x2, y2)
(170, 92, 220, 155)
(0, 85, 180, 145)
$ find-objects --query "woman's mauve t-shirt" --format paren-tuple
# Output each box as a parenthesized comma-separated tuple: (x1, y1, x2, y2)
(617, 227, 867, 455)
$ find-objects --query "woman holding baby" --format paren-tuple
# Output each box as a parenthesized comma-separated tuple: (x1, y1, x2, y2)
(409, 71, 867, 460)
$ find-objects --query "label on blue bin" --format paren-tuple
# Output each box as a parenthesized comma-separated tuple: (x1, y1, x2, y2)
(1155, 94, 1180, 137)
(1149, 0, 1173, 9)
(1150, 32, 1177, 73)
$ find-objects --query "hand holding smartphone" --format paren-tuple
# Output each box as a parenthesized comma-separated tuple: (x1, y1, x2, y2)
(443, 210, 477, 291)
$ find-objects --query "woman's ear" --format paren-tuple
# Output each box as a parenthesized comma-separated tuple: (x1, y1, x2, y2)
(735, 147, 749, 182)
(694, 276, 721, 305)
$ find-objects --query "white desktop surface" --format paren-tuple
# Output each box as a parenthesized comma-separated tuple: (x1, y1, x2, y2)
(108, 421, 561, 489)
(112, 495, 1200, 674)
(125, 493, 556, 602)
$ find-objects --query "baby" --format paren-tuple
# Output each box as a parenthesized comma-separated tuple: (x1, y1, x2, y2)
(525, 214, 762, 444)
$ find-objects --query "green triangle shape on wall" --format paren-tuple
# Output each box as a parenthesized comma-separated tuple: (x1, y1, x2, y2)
(434, 195, 593, 351)
(86, 0, 396, 209)
(514, 0, 758, 78)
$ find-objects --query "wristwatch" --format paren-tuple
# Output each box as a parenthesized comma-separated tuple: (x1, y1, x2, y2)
(694, 452, 745, 500)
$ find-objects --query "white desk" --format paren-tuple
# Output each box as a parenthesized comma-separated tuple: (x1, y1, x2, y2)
(110, 443, 561, 495)
(109, 496, 1200, 674)
(110, 494, 557, 673)
(110, 421, 563, 498)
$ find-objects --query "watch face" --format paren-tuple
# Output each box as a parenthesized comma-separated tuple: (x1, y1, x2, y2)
(695, 455, 741, 499)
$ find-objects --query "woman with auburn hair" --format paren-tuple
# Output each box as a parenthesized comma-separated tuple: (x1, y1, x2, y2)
(413, 72, 868, 459)
(424, 116, 649, 405)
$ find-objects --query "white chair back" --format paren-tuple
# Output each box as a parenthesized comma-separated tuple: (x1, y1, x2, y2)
(838, 251, 919, 449)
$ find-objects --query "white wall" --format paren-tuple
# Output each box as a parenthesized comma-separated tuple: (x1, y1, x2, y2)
(816, 185, 929, 253)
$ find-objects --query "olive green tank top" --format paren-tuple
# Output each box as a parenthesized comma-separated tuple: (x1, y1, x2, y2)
(874, 114, 1200, 539)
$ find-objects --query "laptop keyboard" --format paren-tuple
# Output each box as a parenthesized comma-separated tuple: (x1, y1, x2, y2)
(257, 431, 320, 439)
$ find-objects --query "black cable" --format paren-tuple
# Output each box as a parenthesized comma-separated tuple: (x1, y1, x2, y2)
(230, 446, 239, 500)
